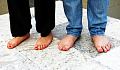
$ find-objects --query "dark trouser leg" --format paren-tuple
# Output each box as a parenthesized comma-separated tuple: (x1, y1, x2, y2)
(34, 0, 55, 37)
(7, 0, 32, 37)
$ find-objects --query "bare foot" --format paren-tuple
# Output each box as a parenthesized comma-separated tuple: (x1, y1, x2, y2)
(34, 32, 53, 50)
(58, 35, 78, 51)
(7, 33, 30, 49)
(92, 35, 111, 53)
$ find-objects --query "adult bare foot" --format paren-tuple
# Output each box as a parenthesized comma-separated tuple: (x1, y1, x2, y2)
(7, 33, 30, 49)
(34, 32, 53, 50)
(92, 35, 111, 53)
(58, 35, 78, 51)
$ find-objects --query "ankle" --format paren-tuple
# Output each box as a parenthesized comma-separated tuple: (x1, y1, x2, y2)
(92, 35, 104, 39)
(47, 32, 53, 37)
(66, 35, 78, 41)
(24, 33, 30, 37)
(16, 33, 30, 38)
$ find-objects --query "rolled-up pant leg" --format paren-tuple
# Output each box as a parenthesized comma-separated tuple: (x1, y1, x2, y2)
(63, 0, 83, 37)
(7, 0, 32, 37)
(34, 0, 55, 37)
(87, 0, 110, 36)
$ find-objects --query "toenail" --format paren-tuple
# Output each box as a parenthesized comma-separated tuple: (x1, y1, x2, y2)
(105, 51, 107, 52)
(98, 49, 103, 53)
(38, 47, 40, 50)
(34, 47, 38, 49)
(42, 46, 45, 49)
(40, 47, 43, 50)
(45, 46, 47, 48)
(59, 47, 62, 50)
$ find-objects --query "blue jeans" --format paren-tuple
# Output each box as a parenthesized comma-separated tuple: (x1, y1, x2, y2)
(63, 0, 110, 37)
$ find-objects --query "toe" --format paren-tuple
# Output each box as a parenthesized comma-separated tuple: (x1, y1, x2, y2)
(106, 44, 110, 51)
(108, 44, 111, 50)
(58, 42, 63, 50)
(63, 47, 68, 51)
(44, 44, 47, 48)
(10, 42, 18, 48)
(102, 46, 107, 53)
(63, 46, 69, 51)
(7, 45, 13, 49)
(40, 45, 45, 50)
(98, 49, 104, 53)
(108, 42, 111, 48)
(95, 45, 103, 53)
(34, 46, 38, 50)
(7, 43, 14, 49)
(42, 44, 46, 49)
(42, 46, 45, 49)
(105, 45, 109, 51)
(45, 45, 47, 48)
(7, 42, 11, 46)
(37, 46, 41, 50)
(59, 46, 63, 50)
(7, 42, 13, 49)
(34, 44, 38, 50)
(40, 45, 43, 50)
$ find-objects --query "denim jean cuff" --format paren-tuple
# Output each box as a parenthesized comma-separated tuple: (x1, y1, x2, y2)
(90, 32, 105, 37)
(67, 32, 81, 37)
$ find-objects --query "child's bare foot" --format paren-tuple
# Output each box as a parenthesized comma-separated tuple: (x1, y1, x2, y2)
(34, 32, 53, 50)
(7, 33, 30, 49)
(92, 35, 111, 53)
(58, 35, 78, 51)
